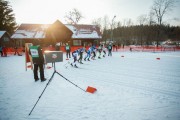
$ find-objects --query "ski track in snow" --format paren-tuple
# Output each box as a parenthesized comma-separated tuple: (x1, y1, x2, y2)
(0, 51, 180, 120)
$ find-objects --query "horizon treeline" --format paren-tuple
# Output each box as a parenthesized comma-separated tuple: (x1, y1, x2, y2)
(102, 24, 180, 46)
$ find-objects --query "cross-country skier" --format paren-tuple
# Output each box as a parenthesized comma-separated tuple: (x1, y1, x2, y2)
(78, 47, 85, 64)
(97, 44, 103, 59)
(70, 48, 80, 68)
(102, 44, 107, 57)
(91, 45, 97, 60)
(84, 46, 93, 61)
(107, 43, 113, 56)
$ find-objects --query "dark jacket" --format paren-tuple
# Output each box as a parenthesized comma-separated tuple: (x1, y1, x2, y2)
(107, 45, 112, 51)
(65, 45, 71, 51)
(29, 45, 44, 64)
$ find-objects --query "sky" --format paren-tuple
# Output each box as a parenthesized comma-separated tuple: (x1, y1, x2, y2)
(9, 0, 180, 26)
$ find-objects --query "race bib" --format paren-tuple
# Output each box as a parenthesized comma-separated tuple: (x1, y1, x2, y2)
(30, 49, 39, 58)
(66, 46, 70, 50)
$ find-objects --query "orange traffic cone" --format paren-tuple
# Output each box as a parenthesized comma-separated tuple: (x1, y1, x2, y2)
(86, 86, 97, 94)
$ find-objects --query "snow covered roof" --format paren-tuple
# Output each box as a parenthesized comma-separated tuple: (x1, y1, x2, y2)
(0, 31, 6, 38)
(11, 22, 102, 40)
(11, 24, 50, 39)
(65, 24, 102, 39)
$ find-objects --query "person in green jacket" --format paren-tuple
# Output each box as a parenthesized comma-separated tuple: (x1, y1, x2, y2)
(65, 43, 71, 59)
(29, 41, 46, 82)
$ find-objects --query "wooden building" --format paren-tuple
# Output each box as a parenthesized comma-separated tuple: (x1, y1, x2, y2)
(11, 20, 73, 47)
(11, 20, 102, 47)
(0, 31, 11, 47)
(65, 24, 102, 46)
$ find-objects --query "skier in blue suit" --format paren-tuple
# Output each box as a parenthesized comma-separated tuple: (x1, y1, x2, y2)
(84, 46, 92, 61)
(71, 48, 80, 68)
(84, 46, 95, 61)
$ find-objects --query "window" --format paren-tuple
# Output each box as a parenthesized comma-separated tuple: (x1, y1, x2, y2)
(3, 37, 9, 42)
(73, 40, 81, 46)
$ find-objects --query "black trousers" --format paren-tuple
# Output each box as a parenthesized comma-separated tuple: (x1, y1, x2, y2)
(78, 52, 83, 62)
(14, 50, 20, 55)
(0, 51, 3, 56)
(33, 64, 44, 80)
(66, 50, 71, 58)
(108, 50, 112, 56)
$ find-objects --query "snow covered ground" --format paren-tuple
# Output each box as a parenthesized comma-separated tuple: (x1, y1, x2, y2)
(0, 51, 180, 120)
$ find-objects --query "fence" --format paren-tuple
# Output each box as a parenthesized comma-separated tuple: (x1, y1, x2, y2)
(3, 45, 180, 55)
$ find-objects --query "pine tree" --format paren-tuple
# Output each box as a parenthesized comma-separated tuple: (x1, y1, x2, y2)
(0, 0, 17, 35)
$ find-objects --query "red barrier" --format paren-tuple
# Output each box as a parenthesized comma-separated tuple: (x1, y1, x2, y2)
(4, 46, 180, 55)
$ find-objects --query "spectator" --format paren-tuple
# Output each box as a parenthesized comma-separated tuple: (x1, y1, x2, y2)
(107, 43, 113, 56)
(29, 41, 46, 82)
(65, 43, 71, 59)
(55, 42, 60, 51)
(113, 44, 115, 51)
(2, 46, 7, 57)
(0, 46, 3, 57)
(14, 46, 21, 56)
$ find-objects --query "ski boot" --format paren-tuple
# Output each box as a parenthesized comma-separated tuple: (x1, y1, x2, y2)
(74, 64, 78, 68)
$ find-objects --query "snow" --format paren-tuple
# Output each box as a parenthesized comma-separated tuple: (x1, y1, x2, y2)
(11, 24, 101, 40)
(66, 25, 101, 39)
(0, 31, 6, 38)
(11, 30, 46, 39)
(0, 51, 180, 120)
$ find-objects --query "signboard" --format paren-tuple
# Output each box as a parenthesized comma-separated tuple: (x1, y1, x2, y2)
(44, 51, 63, 63)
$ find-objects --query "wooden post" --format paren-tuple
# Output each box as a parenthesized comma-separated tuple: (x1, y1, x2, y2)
(25, 43, 33, 71)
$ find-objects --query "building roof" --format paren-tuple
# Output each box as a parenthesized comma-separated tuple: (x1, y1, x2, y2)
(0, 31, 6, 38)
(46, 20, 73, 41)
(11, 21, 102, 40)
(65, 24, 102, 39)
(11, 24, 49, 39)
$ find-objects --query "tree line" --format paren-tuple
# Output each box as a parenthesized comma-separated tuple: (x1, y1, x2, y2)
(91, 0, 179, 46)
(102, 24, 180, 46)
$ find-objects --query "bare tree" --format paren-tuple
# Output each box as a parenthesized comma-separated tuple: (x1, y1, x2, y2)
(123, 18, 134, 26)
(102, 15, 110, 43)
(151, 0, 175, 26)
(151, 0, 175, 47)
(91, 17, 102, 30)
(64, 8, 83, 24)
(137, 14, 148, 25)
(102, 15, 110, 30)
(148, 11, 156, 25)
